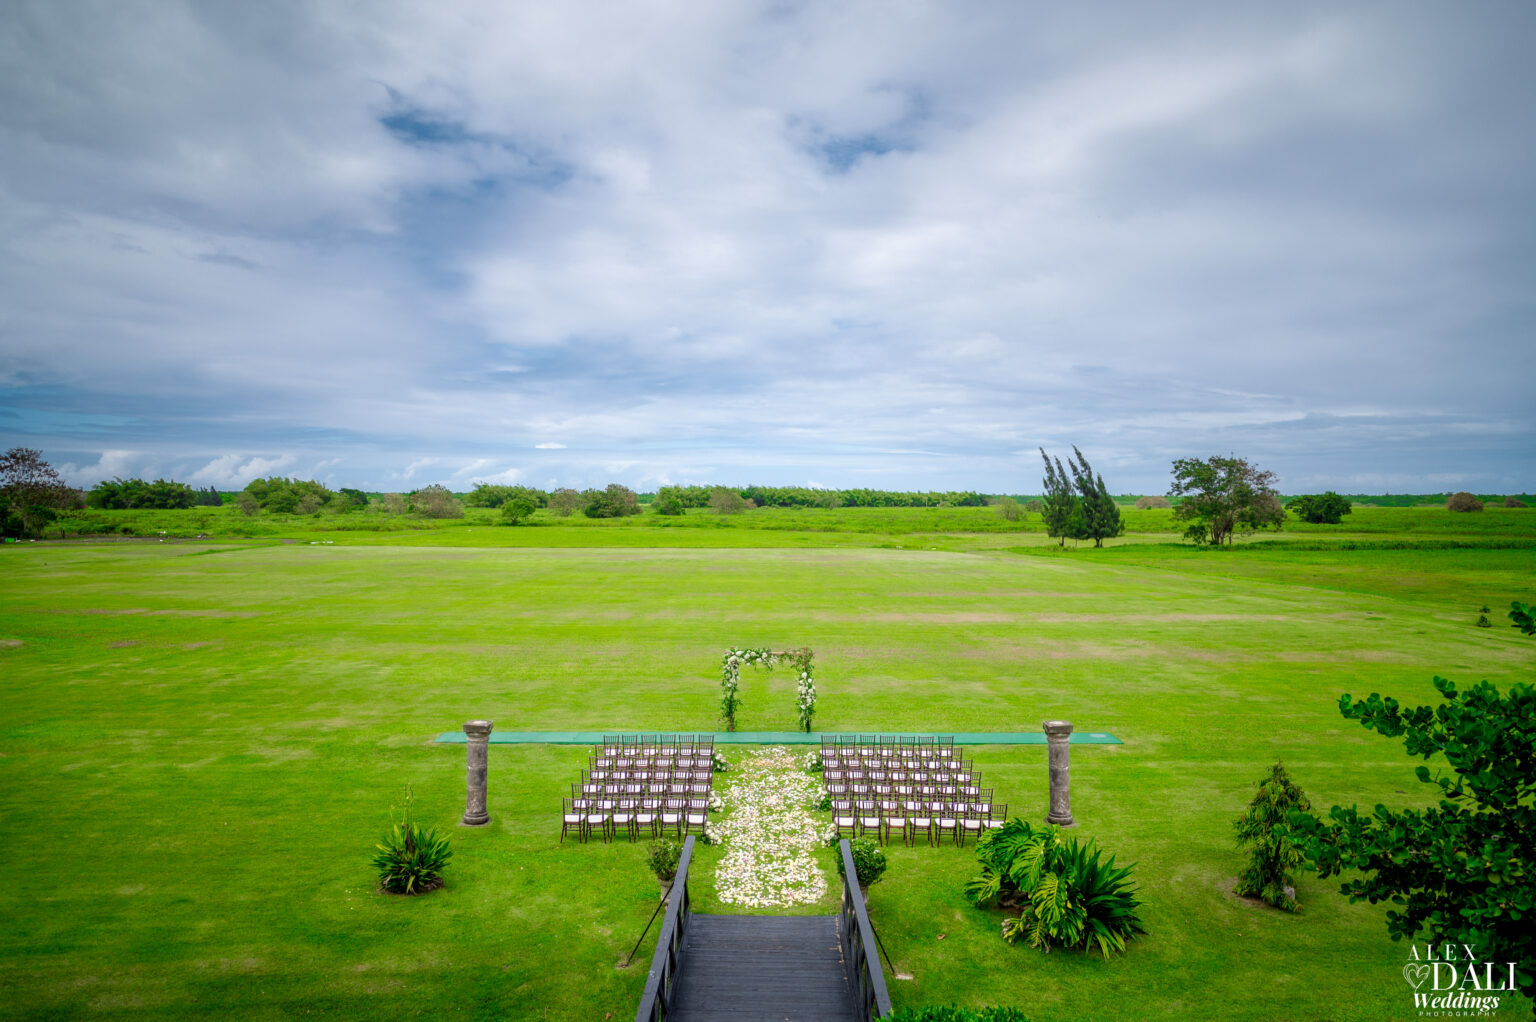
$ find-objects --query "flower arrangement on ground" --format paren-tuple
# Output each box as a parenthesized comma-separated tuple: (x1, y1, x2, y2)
(711, 746, 830, 907)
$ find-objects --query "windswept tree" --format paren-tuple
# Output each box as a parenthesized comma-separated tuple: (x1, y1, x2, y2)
(1066, 447, 1123, 548)
(583, 484, 641, 518)
(1039, 448, 1078, 546)
(1168, 455, 1285, 545)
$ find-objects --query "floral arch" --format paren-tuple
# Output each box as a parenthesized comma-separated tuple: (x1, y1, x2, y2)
(719, 647, 816, 732)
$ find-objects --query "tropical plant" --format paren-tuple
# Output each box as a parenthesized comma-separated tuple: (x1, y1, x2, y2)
(371, 786, 451, 895)
(1510, 601, 1534, 635)
(886, 1006, 1031, 1021)
(1285, 676, 1536, 1004)
(836, 837, 888, 889)
(1233, 762, 1312, 911)
(965, 819, 1144, 957)
(647, 840, 682, 883)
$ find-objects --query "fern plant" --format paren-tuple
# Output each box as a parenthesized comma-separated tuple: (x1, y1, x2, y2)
(371, 786, 452, 895)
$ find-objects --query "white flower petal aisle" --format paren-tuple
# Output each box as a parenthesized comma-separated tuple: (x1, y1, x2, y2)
(710, 746, 834, 907)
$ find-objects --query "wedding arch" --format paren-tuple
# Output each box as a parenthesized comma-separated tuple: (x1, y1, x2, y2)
(718, 647, 816, 732)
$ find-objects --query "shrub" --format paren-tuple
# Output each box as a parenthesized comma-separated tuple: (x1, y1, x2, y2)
(499, 497, 536, 525)
(1446, 491, 1484, 512)
(380, 492, 407, 514)
(1512, 601, 1535, 635)
(836, 837, 887, 889)
(583, 484, 641, 518)
(653, 495, 685, 516)
(1286, 492, 1352, 525)
(412, 484, 464, 519)
(1233, 762, 1312, 911)
(647, 840, 682, 882)
(548, 487, 583, 516)
(708, 487, 748, 515)
(966, 819, 1144, 957)
(371, 788, 451, 895)
(1504, 496, 1527, 507)
(887, 1009, 1031, 1022)
(1134, 495, 1171, 509)
(995, 497, 1023, 522)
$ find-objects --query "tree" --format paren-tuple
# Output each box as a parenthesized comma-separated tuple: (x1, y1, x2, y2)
(1287, 492, 1352, 525)
(1446, 491, 1484, 512)
(411, 484, 464, 519)
(708, 487, 748, 515)
(1168, 455, 1285, 546)
(1039, 449, 1078, 546)
(1285, 677, 1536, 1004)
(1065, 447, 1123, 548)
(1233, 762, 1311, 912)
(0, 447, 80, 537)
(653, 495, 685, 516)
(499, 497, 537, 525)
(583, 484, 641, 519)
(87, 477, 196, 510)
(995, 496, 1023, 522)
(194, 486, 223, 507)
(380, 492, 407, 515)
(547, 488, 584, 517)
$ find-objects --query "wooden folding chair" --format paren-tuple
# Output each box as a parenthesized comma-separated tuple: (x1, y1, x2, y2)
(560, 797, 584, 844)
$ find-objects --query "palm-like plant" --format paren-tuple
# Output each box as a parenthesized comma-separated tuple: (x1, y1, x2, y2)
(372, 786, 452, 895)
(966, 818, 1144, 957)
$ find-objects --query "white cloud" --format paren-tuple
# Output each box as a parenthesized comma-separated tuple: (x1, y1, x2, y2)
(188, 454, 296, 489)
(535, 442, 566, 449)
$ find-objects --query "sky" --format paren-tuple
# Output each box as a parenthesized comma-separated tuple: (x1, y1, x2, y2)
(2, 1, 1533, 495)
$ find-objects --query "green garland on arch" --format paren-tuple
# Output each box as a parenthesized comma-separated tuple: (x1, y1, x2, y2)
(719, 647, 816, 732)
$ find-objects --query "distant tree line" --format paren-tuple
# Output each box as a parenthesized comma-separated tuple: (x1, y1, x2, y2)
(87, 477, 221, 510)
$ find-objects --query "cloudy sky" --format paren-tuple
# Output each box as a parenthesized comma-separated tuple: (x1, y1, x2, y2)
(2, 1, 1532, 495)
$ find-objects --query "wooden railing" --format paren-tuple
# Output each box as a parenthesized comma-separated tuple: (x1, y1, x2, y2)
(633, 836, 695, 1022)
(839, 839, 892, 1020)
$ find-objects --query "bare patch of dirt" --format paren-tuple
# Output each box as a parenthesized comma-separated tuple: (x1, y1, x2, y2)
(0, 639, 21, 649)
(107, 640, 140, 648)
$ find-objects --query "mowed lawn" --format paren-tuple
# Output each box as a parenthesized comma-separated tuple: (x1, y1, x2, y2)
(1, 522, 1533, 1020)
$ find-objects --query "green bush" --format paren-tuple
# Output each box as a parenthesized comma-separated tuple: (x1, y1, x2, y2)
(647, 840, 681, 882)
(500, 497, 537, 525)
(1446, 491, 1484, 512)
(371, 789, 451, 895)
(887, 1008, 1031, 1022)
(837, 836, 887, 888)
(653, 496, 685, 516)
(966, 819, 1144, 957)
(1233, 762, 1312, 911)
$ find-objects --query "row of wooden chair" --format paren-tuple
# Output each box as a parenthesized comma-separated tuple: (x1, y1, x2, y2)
(560, 795, 708, 844)
(823, 765, 972, 783)
(577, 780, 712, 797)
(589, 756, 716, 772)
(827, 781, 990, 800)
(832, 798, 1007, 846)
(601, 734, 715, 757)
(821, 734, 956, 757)
(582, 767, 713, 783)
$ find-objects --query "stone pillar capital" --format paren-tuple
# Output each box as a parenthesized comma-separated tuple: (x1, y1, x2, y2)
(463, 719, 494, 741)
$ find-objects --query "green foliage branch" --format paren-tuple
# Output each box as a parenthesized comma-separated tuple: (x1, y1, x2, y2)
(1233, 762, 1312, 911)
(1509, 601, 1534, 636)
(1285, 677, 1536, 1002)
(886, 1008, 1031, 1022)
(1065, 447, 1123, 547)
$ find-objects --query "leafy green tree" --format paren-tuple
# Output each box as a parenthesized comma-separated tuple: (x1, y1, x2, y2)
(336, 487, 369, 509)
(1233, 763, 1311, 911)
(995, 496, 1023, 522)
(242, 477, 335, 514)
(652, 495, 685, 516)
(0, 448, 80, 537)
(583, 484, 640, 518)
(1065, 447, 1123, 548)
(464, 483, 549, 509)
(547, 487, 583, 516)
(708, 487, 748, 514)
(194, 486, 223, 507)
(1287, 492, 1352, 525)
(656, 484, 710, 509)
(1039, 449, 1078, 547)
(380, 493, 407, 515)
(1285, 677, 1536, 1003)
(411, 484, 464, 519)
(1510, 601, 1534, 635)
(499, 497, 536, 525)
(1168, 455, 1285, 545)
(88, 477, 196, 509)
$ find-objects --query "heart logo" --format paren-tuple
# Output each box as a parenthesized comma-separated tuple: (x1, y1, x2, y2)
(1403, 964, 1431, 989)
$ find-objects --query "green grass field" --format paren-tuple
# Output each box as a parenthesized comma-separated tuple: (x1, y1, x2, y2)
(2, 507, 1533, 1020)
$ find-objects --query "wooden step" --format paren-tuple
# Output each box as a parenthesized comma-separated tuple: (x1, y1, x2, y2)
(667, 914, 856, 1022)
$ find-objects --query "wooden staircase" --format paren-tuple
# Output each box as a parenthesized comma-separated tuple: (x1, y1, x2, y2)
(667, 914, 853, 1021)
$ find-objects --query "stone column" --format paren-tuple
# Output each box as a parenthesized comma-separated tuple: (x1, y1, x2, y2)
(1043, 720, 1075, 826)
(462, 719, 493, 826)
